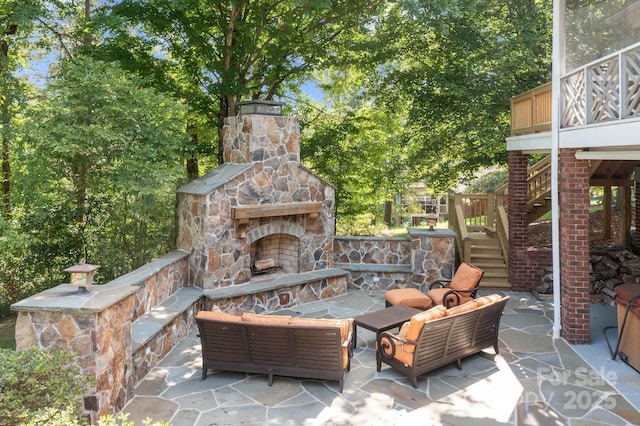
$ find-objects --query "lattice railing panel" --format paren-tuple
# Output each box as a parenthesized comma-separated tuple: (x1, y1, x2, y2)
(623, 47, 640, 118)
(588, 57, 619, 123)
(561, 42, 640, 129)
(561, 72, 585, 127)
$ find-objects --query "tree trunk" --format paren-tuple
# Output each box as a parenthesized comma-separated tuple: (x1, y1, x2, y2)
(1, 24, 18, 218)
(185, 126, 199, 180)
(217, 94, 235, 165)
(1, 107, 10, 217)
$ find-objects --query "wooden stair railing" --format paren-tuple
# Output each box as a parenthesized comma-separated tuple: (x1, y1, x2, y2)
(449, 191, 509, 285)
(496, 155, 553, 223)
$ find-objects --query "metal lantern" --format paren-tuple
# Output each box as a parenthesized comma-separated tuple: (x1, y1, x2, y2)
(426, 213, 439, 231)
(64, 260, 100, 294)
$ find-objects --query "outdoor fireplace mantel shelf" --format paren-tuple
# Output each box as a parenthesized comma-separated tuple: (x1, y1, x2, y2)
(231, 202, 323, 238)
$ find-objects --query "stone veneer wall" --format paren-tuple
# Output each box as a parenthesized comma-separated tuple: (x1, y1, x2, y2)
(334, 228, 457, 291)
(108, 252, 187, 321)
(201, 272, 348, 313)
(11, 251, 191, 418)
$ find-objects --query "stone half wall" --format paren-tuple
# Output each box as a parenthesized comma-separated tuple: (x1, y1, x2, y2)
(11, 251, 192, 419)
(334, 228, 457, 292)
(14, 286, 137, 418)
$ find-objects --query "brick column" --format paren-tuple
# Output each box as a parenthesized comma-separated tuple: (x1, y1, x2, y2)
(559, 149, 590, 344)
(508, 151, 530, 291)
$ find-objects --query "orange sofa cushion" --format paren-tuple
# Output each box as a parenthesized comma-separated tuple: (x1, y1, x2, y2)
(241, 312, 292, 325)
(197, 310, 242, 322)
(450, 263, 483, 290)
(402, 305, 447, 353)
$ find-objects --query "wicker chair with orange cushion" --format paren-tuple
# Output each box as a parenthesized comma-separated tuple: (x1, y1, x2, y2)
(427, 262, 484, 308)
(377, 294, 508, 388)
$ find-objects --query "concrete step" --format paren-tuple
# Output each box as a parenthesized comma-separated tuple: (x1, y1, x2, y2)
(479, 277, 510, 288)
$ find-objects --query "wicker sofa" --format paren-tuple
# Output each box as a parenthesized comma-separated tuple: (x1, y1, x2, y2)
(195, 309, 354, 392)
(377, 294, 509, 388)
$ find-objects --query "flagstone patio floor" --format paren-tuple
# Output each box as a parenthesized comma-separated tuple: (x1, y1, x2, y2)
(119, 290, 640, 425)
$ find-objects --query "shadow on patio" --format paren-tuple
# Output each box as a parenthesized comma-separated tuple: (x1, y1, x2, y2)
(119, 290, 640, 426)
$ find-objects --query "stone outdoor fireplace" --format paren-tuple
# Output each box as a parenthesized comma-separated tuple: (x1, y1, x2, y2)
(176, 105, 336, 290)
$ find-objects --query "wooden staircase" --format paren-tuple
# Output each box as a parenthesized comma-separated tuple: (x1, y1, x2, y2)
(449, 157, 555, 289)
(467, 232, 509, 288)
(448, 192, 510, 289)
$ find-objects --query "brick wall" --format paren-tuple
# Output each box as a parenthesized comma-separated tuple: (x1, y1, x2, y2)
(508, 151, 531, 291)
(523, 247, 553, 286)
(559, 149, 591, 344)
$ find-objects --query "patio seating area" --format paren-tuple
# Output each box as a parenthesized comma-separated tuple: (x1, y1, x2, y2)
(119, 290, 640, 425)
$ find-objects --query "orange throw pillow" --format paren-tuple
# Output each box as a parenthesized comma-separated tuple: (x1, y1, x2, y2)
(404, 305, 447, 353)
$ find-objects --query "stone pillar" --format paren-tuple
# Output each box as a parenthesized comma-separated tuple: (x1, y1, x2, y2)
(222, 115, 300, 165)
(559, 148, 591, 344)
(507, 151, 531, 291)
(12, 284, 138, 417)
(409, 228, 456, 291)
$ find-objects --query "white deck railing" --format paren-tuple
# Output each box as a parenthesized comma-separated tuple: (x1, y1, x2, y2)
(561, 41, 640, 128)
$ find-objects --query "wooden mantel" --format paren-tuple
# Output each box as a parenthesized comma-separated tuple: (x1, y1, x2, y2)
(232, 202, 323, 237)
(232, 202, 323, 221)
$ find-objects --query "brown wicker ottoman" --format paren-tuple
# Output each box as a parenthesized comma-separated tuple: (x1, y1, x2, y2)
(384, 288, 433, 309)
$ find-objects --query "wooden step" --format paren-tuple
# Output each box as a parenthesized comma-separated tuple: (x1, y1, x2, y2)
(481, 267, 508, 277)
(472, 257, 506, 267)
(472, 249, 502, 256)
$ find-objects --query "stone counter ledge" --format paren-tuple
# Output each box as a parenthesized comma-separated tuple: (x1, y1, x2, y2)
(10, 283, 139, 313)
(203, 268, 349, 300)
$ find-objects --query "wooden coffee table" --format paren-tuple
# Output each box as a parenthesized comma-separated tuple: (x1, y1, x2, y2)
(353, 305, 422, 348)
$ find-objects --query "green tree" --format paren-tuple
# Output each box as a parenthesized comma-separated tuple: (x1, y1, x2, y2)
(0, 0, 45, 217)
(299, 67, 420, 233)
(18, 56, 189, 280)
(371, 0, 551, 191)
(94, 0, 385, 176)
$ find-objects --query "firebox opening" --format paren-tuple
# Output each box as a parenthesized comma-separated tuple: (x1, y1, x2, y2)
(250, 233, 300, 276)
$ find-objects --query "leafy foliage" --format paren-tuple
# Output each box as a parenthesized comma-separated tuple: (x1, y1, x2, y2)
(368, 0, 551, 190)
(94, 0, 386, 165)
(0, 347, 93, 425)
(463, 168, 508, 193)
(13, 56, 188, 283)
(0, 346, 170, 426)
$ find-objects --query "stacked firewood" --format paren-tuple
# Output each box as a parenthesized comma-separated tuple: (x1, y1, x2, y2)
(533, 250, 640, 304)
